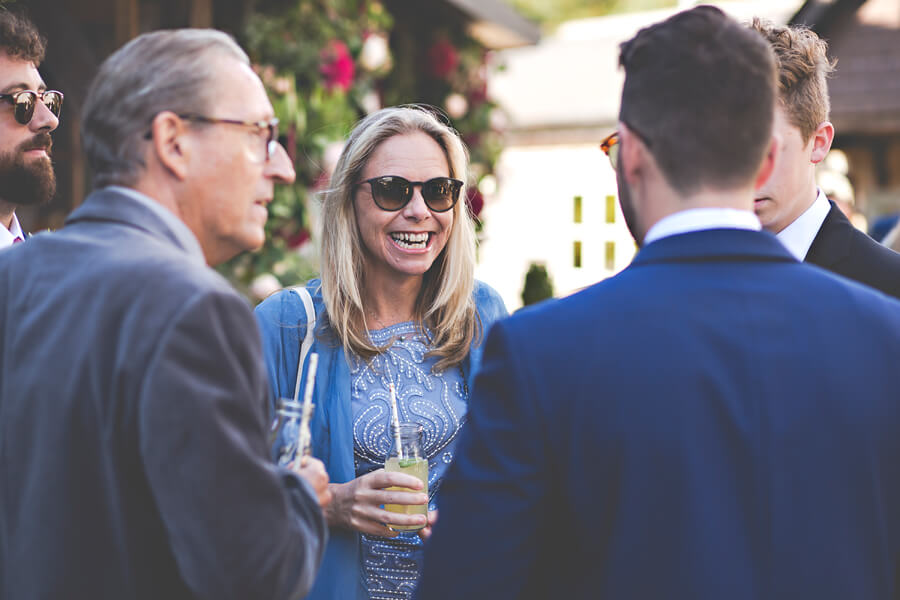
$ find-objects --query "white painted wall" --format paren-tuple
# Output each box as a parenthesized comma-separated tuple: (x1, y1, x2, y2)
(475, 143, 635, 310)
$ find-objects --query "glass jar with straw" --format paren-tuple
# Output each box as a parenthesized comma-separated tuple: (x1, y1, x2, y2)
(383, 383, 429, 531)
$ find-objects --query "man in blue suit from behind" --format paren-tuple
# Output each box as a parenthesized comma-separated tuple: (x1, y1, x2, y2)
(416, 6, 900, 599)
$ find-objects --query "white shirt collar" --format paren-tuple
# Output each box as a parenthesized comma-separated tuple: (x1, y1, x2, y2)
(775, 188, 831, 261)
(643, 208, 761, 246)
(0, 212, 24, 249)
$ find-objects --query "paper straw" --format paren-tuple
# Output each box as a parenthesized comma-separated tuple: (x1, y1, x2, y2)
(301, 353, 319, 413)
(388, 382, 403, 460)
(297, 353, 318, 458)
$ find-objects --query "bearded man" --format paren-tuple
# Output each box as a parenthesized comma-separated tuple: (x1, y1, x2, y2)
(0, 9, 61, 248)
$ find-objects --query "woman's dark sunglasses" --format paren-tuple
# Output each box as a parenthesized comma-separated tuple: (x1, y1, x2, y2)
(0, 90, 63, 125)
(358, 175, 463, 212)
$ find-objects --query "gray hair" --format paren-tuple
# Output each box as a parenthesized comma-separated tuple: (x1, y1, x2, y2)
(81, 29, 249, 188)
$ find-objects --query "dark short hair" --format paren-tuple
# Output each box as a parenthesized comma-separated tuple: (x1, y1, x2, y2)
(0, 8, 46, 65)
(618, 6, 777, 194)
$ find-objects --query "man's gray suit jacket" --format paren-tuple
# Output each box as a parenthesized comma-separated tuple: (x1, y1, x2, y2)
(0, 187, 326, 600)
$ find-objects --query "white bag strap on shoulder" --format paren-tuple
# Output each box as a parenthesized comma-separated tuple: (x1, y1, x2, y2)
(290, 285, 316, 403)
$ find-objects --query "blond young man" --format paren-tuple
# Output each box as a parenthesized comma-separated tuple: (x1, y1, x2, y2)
(751, 19, 900, 298)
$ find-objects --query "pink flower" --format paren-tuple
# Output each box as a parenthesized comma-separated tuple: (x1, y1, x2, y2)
(320, 40, 355, 91)
(428, 38, 459, 78)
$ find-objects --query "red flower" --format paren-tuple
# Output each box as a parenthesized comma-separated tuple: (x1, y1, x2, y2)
(466, 187, 484, 218)
(320, 40, 355, 91)
(428, 38, 459, 78)
(287, 227, 311, 249)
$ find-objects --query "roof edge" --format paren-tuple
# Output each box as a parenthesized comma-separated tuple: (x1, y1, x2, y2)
(444, 0, 541, 48)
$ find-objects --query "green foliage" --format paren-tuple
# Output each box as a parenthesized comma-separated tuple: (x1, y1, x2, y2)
(521, 263, 554, 306)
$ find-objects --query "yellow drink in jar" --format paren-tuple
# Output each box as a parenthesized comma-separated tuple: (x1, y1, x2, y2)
(384, 456, 428, 531)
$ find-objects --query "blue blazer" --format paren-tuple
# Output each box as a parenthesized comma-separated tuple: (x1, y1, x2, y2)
(416, 228, 900, 600)
(255, 279, 507, 600)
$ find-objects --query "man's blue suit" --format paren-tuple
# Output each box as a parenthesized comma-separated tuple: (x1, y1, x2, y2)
(416, 228, 900, 599)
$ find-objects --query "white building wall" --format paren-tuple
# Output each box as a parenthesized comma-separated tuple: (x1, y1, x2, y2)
(475, 143, 636, 311)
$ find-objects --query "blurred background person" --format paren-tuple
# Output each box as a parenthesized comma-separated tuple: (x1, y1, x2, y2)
(255, 105, 507, 600)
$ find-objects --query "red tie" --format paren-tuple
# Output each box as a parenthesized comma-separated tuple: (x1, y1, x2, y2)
(12, 236, 23, 244)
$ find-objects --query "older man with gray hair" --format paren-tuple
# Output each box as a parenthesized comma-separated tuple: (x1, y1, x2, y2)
(0, 29, 329, 600)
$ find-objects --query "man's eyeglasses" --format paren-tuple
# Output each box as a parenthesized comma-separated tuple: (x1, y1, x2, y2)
(600, 131, 620, 169)
(0, 90, 64, 125)
(600, 124, 652, 170)
(178, 114, 280, 162)
(357, 176, 463, 213)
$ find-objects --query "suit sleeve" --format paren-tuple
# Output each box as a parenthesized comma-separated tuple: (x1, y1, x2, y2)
(138, 290, 326, 600)
(415, 320, 547, 599)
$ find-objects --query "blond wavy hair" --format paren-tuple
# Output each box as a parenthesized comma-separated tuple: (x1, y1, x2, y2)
(319, 106, 480, 371)
(750, 19, 836, 142)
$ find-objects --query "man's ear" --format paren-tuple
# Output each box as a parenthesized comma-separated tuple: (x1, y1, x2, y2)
(754, 134, 780, 191)
(148, 111, 190, 181)
(618, 124, 645, 185)
(810, 120, 835, 165)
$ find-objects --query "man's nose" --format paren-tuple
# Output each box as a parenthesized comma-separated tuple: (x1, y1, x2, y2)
(265, 142, 296, 185)
(30, 98, 59, 133)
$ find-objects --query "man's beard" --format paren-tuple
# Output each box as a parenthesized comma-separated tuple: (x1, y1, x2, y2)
(0, 132, 56, 207)
(616, 152, 644, 248)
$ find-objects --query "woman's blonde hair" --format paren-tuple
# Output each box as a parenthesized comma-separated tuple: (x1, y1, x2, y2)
(319, 105, 480, 371)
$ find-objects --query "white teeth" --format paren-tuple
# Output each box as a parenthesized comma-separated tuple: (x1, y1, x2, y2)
(390, 232, 429, 248)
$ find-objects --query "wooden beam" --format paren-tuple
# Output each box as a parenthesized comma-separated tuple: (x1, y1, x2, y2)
(115, 0, 139, 47)
(190, 0, 214, 28)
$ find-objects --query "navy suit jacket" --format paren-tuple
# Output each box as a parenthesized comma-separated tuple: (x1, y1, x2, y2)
(416, 228, 900, 600)
(0, 189, 326, 600)
(806, 200, 900, 299)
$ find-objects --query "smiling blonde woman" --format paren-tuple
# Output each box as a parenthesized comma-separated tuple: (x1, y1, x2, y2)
(255, 105, 507, 600)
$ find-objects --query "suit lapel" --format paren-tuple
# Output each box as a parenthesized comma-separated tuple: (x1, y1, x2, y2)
(805, 201, 852, 269)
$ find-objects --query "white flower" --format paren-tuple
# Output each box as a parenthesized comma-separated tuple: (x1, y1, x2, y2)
(250, 273, 282, 301)
(273, 76, 292, 95)
(361, 90, 381, 115)
(489, 108, 508, 131)
(478, 174, 498, 196)
(360, 34, 391, 72)
(445, 93, 468, 119)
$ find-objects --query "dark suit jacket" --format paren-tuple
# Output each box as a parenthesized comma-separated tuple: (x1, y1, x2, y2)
(0, 189, 326, 600)
(806, 200, 900, 299)
(416, 228, 900, 600)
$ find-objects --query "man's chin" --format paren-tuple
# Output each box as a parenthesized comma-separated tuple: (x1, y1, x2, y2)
(0, 158, 57, 206)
